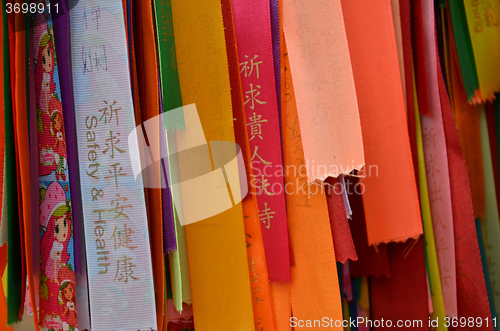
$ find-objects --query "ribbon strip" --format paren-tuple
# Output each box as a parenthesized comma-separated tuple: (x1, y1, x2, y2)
(232, 0, 291, 283)
(448, 21, 485, 219)
(324, 177, 357, 264)
(341, 0, 422, 245)
(283, 49, 343, 329)
(10, 6, 27, 323)
(137, 1, 165, 327)
(415, 77, 448, 329)
(283, 0, 365, 182)
(3, 4, 22, 324)
(347, 177, 390, 279)
(151, 0, 191, 313)
(371, 240, 430, 330)
(152, 0, 177, 253)
(439, 57, 493, 329)
(463, 0, 500, 101)
(221, 0, 276, 329)
(53, 0, 82, 276)
(448, 0, 480, 101)
(479, 106, 500, 321)
(171, 0, 254, 329)
(33, 2, 79, 329)
(421, 0, 456, 317)
(70, 1, 157, 329)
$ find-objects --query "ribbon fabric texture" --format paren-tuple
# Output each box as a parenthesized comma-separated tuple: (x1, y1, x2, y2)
(4, 5, 23, 324)
(32, 2, 79, 329)
(479, 106, 500, 320)
(137, 1, 165, 326)
(232, 0, 291, 284)
(152, 0, 191, 313)
(221, 1, 276, 329)
(324, 177, 357, 264)
(70, 0, 157, 329)
(463, 0, 500, 101)
(421, 0, 456, 317)
(415, 78, 448, 329)
(283, 0, 365, 182)
(283, 49, 343, 330)
(171, 0, 254, 329)
(341, 0, 422, 245)
(439, 59, 493, 330)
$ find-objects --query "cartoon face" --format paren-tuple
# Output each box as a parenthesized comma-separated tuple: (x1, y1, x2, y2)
(42, 44, 53, 73)
(53, 113, 62, 132)
(54, 214, 68, 243)
(63, 284, 73, 301)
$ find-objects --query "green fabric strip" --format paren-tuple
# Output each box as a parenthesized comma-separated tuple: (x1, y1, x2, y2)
(3, 3, 23, 324)
(153, 0, 191, 312)
(154, 0, 184, 129)
(448, 0, 479, 100)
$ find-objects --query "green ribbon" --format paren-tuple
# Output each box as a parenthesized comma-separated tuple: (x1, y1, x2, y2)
(153, 0, 191, 312)
(154, 0, 184, 129)
(3, 2, 23, 323)
(449, 0, 479, 100)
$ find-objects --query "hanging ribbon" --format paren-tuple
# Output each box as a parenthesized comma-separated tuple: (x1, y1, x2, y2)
(137, 0, 165, 326)
(412, 0, 431, 116)
(52, 0, 82, 277)
(421, 0, 457, 317)
(33, 2, 79, 329)
(283, 46, 343, 329)
(347, 178, 390, 279)
(271, 283, 291, 331)
(9, 5, 27, 323)
(170, 0, 254, 329)
(283, 0, 365, 182)
(449, 23, 485, 219)
(479, 106, 500, 321)
(485, 105, 500, 211)
(221, 0, 276, 329)
(70, 0, 157, 329)
(371, 240, 430, 330)
(341, 0, 422, 245)
(390, 0, 406, 111)
(448, 0, 480, 101)
(324, 177, 357, 264)
(463, 0, 500, 101)
(415, 76, 448, 330)
(439, 56, 493, 329)
(232, 0, 291, 283)
(400, 0, 420, 188)
(3, 3, 21, 324)
(152, 0, 191, 312)
(152, 0, 178, 253)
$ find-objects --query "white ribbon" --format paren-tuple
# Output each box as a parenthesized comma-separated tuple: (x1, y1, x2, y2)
(69, 0, 157, 329)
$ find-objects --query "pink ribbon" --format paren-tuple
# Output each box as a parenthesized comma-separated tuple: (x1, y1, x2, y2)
(232, 0, 291, 283)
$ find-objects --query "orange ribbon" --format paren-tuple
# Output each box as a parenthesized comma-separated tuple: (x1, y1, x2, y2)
(283, 47, 343, 330)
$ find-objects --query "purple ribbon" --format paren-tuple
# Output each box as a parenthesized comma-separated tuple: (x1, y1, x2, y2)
(270, 0, 281, 117)
(53, 0, 82, 274)
(159, 78, 177, 253)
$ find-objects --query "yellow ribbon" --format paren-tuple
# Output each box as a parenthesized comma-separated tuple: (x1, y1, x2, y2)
(171, 0, 254, 329)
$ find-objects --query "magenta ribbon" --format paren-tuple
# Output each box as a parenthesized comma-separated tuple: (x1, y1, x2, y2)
(232, 0, 291, 283)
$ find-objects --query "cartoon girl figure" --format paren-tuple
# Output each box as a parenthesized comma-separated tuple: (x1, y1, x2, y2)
(50, 102, 67, 181)
(35, 32, 56, 116)
(40, 182, 71, 283)
(58, 266, 78, 331)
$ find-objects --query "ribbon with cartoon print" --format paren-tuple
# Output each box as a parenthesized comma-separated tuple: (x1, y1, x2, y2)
(69, 0, 157, 329)
(31, 2, 79, 330)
